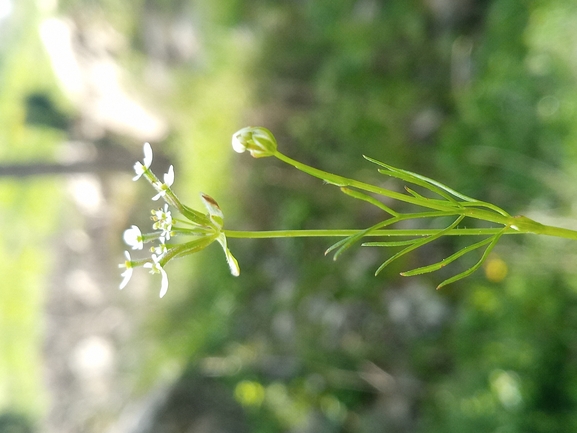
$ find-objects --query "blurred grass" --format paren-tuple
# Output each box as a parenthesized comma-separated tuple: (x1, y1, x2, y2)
(0, 0, 67, 417)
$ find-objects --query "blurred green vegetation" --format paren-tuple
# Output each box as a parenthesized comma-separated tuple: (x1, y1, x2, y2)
(0, 0, 67, 417)
(3, 0, 577, 431)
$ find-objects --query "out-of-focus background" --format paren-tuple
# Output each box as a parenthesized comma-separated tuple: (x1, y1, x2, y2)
(3, 0, 577, 432)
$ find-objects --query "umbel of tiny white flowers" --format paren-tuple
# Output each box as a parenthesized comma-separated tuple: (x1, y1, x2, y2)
(119, 143, 240, 297)
(152, 204, 173, 240)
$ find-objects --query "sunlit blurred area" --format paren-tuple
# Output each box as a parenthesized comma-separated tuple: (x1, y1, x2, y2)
(2, 0, 577, 432)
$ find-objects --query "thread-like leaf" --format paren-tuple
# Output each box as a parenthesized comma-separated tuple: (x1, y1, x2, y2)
(325, 217, 403, 259)
(325, 236, 353, 256)
(362, 238, 422, 247)
(404, 186, 458, 208)
(364, 155, 459, 204)
(340, 187, 398, 216)
(364, 155, 510, 217)
(400, 237, 494, 276)
(436, 227, 506, 289)
(459, 201, 510, 216)
(374, 215, 465, 275)
(378, 168, 460, 205)
(326, 211, 454, 260)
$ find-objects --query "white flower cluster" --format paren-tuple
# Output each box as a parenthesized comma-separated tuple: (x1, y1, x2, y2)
(119, 143, 239, 298)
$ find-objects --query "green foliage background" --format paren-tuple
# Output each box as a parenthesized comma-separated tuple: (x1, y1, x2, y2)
(3, 0, 577, 431)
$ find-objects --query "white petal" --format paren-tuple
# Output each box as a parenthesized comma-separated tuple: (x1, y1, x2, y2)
(232, 133, 246, 153)
(119, 268, 133, 289)
(123, 225, 143, 250)
(118, 250, 132, 270)
(133, 162, 145, 181)
(164, 165, 174, 186)
(154, 241, 167, 256)
(143, 142, 153, 168)
(151, 191, 163, 201)
(159, 267, 169, 298)
(119, 249, 135, 289)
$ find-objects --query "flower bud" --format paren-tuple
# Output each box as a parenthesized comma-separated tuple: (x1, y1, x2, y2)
(232, 126, 277, 158)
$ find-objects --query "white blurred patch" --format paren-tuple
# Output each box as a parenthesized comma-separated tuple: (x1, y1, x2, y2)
(39, 17, 167, 141)
(386, 283, 448, 337)
(67, 174, 104, 215)
(490, 370, 523, 409)
(63, 228, 91, 253)
(39, 19, 84, 103)
(70, 336, 115, 382)
(0, 0, 12, 21)
(66, 269, 103, 306)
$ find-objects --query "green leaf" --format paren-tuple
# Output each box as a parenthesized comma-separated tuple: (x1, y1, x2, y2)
(327, 211, 457, 260)
(400, 237, 494, 276)
(374, 215, 465, 275)
(404, 186, 458, 208)
(436, 227, 506, 289)
(364, 155, 510, 216)
(340, 187, 399, 216)
(325, 217, 402, 259)
(362, 238, 422, 247)
(364, 155, 460, 204)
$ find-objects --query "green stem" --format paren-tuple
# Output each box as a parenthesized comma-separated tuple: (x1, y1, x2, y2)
(274, 151, 457, 212)
(224, 223, 577, 241)
(224, 228, 522, 239)
(535, 223, 577, 241)
(225, 223, 577, 240)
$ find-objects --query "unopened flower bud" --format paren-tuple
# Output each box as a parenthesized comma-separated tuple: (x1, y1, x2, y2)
(232, 126, 277, 158)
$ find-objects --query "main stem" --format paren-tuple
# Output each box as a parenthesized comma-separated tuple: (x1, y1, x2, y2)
(224, 228, 522, 239)
(538, 224, 577, 241)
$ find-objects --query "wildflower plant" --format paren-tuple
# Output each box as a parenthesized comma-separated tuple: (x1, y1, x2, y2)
(121, 128, 577, 296)
(119, 142, 239, 297)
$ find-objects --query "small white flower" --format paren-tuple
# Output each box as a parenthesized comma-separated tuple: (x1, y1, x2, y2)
(152, 165, 175, 201)
(216, 233, 240, 277)
(152, 204, 173, 240)
(153, 204, 171, 222)
(133, 142, 153, 181)
(118, 251, 134, 289)
(144, 254, 169, 298)
(153, 239, 168, 257)
(123, 225, 144, 250)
